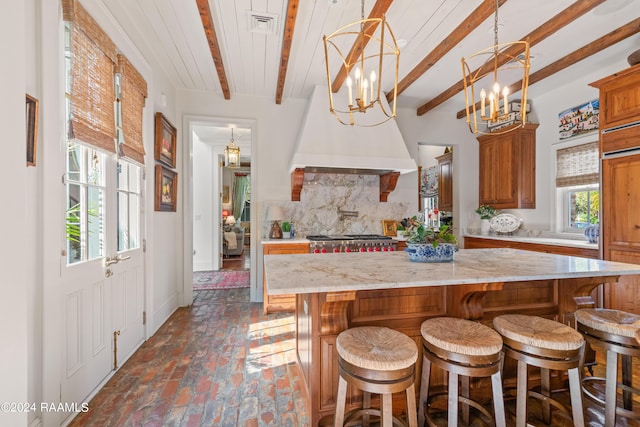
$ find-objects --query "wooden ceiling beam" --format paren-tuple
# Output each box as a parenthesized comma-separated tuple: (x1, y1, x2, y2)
(196, 0, 231, 100)
(417, 0, 606, 116)
(276, 0, 300, 104)
(387, 0, 507, 103)
(330, 0, 394, 94)
(456, 17, 640, 119)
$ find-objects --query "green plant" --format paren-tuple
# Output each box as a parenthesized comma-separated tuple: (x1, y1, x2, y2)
(66, 202, 100, 242)
(405, 217, 458, 248)
(281, 221, 291, 232)
(66, 203, 81, 243)
(475, 205, 498, 220)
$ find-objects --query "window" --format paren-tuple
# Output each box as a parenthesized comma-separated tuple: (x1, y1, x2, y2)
(564, 186, 599, 230)
(556, 142, 599, 232)
(117, 161, 141, 251)
(66, 143, 106, 264)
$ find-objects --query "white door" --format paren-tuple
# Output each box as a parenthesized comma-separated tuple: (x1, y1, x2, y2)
(61, 145, 145, 406)
(111, 160, 145, 367)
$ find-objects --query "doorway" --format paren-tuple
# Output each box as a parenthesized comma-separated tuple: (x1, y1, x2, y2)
(418, 143, 455, 229)
(187, 118, 256, 300)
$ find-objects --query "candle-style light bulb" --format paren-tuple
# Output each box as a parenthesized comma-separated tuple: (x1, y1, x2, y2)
(346, 76, 353, 106)
(502, 86, 509, 115)
(354, 67, 361, 97)
(489, 92, 495, 117)
(480, 88, 487, 117)
(493, 82, 500, 95)
(362, 79, 369, 106)
(369, 70, 376, 101)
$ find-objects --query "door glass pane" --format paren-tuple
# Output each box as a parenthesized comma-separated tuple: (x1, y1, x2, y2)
(117, 160, 141, 251)
(65, 143, 106, 265)
(66, 183, 82, 264)
(118, 192, 129, 251)
(87, 186, 104, 260)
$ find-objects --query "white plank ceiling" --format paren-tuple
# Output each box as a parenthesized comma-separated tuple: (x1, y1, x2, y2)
(98, 0, 640, 143)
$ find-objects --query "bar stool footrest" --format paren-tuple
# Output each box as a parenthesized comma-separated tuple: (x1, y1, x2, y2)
(425, 391, 496, 426)
(582, 376, 640, 420)
(343, 407, 406, 427)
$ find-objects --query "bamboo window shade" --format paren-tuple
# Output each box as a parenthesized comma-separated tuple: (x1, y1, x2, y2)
(117, 54, 147, 164)
(556, 141, 599, 187)
(63, 0, 117, 154)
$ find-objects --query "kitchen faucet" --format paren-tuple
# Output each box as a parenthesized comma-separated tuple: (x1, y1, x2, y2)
(338, 207, 358, 221)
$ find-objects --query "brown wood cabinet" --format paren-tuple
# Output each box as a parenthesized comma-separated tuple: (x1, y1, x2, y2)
(601, 154, 640, 314)
(436, 151, 453, 212)
(590, 63, 640, 154)
(477, 123, 538, 209)
(262, 242, 309, 313)
(592, 64, 640, 314)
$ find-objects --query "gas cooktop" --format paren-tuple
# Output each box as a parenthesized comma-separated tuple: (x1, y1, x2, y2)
(306, 234, 392, 241)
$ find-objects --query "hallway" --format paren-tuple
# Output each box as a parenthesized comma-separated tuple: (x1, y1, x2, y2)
(70, 288, 307, 426)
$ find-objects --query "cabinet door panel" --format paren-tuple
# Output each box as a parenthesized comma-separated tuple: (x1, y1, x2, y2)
(604, 250, 640, 314)
(603, 80, 640, 130)
(436, 152, 453, 211)
(477, 124, 537, 209)
(263, 243, 309, 313)
(602, 155, 640, 251)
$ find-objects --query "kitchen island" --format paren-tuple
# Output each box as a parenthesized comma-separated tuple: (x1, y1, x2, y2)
(264, 248, 640, 426)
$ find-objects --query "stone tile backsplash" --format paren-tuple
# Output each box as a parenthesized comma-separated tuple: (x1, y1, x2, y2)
(263, 173, 408, 239)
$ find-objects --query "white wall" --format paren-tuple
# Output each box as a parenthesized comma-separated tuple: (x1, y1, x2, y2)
(193, 134, 215, 271)
(1, 1, 29, 426)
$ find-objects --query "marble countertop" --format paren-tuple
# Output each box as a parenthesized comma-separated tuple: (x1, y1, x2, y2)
(264, 248, 640, 295)
(463, 234, 597, 250)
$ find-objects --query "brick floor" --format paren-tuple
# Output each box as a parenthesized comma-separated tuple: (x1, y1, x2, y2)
(69, 288, 308, 426)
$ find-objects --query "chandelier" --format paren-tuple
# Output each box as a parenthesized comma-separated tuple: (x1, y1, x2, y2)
(462, 0, 530, 135)
(224, 128, 240, 168)
(323, 0, 399, 127)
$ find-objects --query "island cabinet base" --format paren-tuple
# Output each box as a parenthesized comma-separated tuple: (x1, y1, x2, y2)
(296, 277, 615, 426)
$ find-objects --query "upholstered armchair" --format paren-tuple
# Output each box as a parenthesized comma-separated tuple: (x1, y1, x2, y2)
(223, 226, 245, 257)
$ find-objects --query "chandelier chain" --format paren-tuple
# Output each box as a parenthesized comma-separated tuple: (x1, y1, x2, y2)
(493, 0, 499, 55)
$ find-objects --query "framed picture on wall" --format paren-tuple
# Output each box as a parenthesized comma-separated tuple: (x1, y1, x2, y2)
(26, 94, 39, 167)
(155, 112, 177, 168)
(381, 219, 397, 237)
(155, 164, 178, 212)
(558, 99, 599, 141)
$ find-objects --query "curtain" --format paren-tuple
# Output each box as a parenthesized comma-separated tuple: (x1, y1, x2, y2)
(232, 174, 249, 220)
(116, 54, 147, 164)
(63, 0, 117, 153)
(556, 141, 599, 187)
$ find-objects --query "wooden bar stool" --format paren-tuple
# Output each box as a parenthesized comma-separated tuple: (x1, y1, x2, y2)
(334, 326, 419, 427)
(575, 308, 640, 427)
(493, 314, 586, 427)
(418, 317, 505, 427)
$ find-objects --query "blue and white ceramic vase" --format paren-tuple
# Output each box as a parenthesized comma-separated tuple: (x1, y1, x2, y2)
(405, 243, 456, 263)
(584, 224, 599, 244)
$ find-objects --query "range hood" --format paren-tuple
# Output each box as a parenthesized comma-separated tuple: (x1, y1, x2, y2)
(289, 85, 417, 201)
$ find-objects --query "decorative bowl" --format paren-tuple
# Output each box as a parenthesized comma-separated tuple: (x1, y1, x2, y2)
(404, 243, 456, 263)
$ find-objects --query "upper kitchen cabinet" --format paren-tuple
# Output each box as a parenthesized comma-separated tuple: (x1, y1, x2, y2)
(436, 151, 453, 212)
(590, 63, 640, 154)
(477, 123, 538, 209)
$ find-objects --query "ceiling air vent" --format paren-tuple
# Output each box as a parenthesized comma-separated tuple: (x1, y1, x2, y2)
(247, 11, 279, 35)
